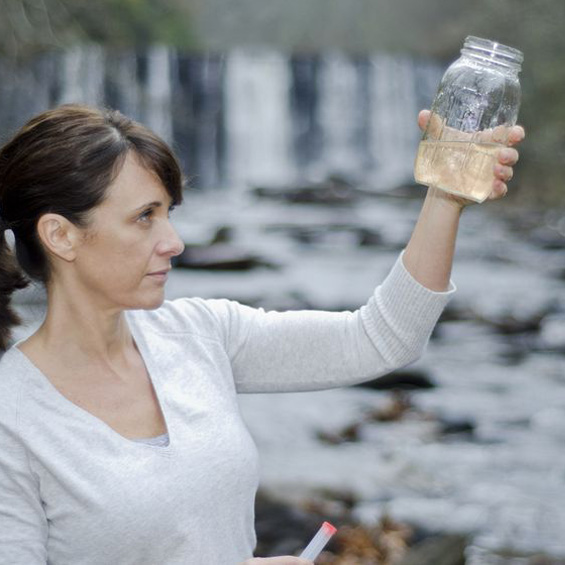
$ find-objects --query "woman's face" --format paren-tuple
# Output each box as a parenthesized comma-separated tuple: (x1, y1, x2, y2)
(72, 151, 185, 311)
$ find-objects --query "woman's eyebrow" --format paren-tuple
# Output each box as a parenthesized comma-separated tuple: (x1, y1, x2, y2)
(132, 199, 174, 212)
(134, 200, 163, 212)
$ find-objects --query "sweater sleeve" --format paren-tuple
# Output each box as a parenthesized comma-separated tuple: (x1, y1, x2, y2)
(0, 389, 48, 563)
(205, 251, 455, 393)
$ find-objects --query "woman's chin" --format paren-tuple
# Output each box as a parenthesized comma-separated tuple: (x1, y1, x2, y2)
(127, 292, 166, 311)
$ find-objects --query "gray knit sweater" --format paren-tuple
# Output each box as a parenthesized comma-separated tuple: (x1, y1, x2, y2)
(0, 254, 454, 564)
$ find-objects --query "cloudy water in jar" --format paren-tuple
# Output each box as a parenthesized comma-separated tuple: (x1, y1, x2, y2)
(415, 139, 502, 203)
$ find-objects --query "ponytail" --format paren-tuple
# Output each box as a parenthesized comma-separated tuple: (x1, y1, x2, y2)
(0, 223, 30, 351)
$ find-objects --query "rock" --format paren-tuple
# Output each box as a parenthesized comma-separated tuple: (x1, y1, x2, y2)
(356, 227, 383, 247)
(301, 488, 358, 517)
(529, 556, 565, 564)
(265, 223, 383, 249)
(252, 175, 360, 206)
(173, 244, 278, 270)
(497, 339, 535, 364)
(208, 225, 234, 244)
(172, 224, 279, 271)
(528, 226, 565, 250)
(397, 533, 468, 565)
(439, 303, 478, 323)
(438, 418, 476, 439)
(317, 422, 362, 445)
(367, 391, 413, 422)
(482, 312, 547, 335)
(254, 490, 323, 558)
(317, 391, 423, 445)
(356, 369, 435, 391)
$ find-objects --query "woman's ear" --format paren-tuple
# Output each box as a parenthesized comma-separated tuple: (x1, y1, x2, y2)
(36, 213, 80, 262)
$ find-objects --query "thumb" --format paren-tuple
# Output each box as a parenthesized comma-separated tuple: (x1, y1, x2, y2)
(418, 109, 432, 132)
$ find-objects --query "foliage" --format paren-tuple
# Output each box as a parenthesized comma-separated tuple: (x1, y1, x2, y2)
(0, 0, 196, 57)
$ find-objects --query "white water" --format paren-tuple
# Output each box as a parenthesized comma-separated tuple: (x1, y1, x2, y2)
(224, 49, 296, 188)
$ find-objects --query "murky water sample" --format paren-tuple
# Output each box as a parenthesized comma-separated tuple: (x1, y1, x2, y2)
(414, 140, 502, 203)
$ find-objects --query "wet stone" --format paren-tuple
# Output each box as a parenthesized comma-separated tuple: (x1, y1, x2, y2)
(173, 244, 279, 270)
(356, 369, 436, 391)
(252, 175, 360, 206)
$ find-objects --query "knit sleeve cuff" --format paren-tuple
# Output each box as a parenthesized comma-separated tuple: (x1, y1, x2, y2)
(360, 250, 456, 363)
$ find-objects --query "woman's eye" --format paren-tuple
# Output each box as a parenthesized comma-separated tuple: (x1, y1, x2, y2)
(139, 209, 153, 222)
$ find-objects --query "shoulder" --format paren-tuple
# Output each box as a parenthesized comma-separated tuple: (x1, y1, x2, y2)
(0, 348, 24, 431)
(126, 296, 239, 340)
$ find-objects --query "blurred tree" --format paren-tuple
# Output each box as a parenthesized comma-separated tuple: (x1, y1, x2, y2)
(0, 0, 196, 58)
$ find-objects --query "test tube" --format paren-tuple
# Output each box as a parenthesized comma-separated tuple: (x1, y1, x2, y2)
(299, 521, 337, 561)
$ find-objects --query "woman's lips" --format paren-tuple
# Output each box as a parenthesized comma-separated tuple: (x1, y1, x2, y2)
(147, 269, 170, 281)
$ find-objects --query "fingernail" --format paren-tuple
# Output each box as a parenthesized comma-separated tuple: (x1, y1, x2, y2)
(500, 149, 513, 163)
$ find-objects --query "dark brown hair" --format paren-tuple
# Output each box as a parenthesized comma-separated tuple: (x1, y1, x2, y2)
(0, 104, 184, 351)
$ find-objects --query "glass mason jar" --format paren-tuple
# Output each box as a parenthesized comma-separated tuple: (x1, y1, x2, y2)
(414, 36, 523, 203)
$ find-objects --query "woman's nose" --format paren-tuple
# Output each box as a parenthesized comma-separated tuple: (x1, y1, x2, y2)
(159, 222, 185, 257)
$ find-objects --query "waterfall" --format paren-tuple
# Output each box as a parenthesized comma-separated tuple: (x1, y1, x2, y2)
(368, 55, 420, 188)
(105, 49, 141, 121)
(0, 46, 442, 191)
(144, 45, 173, 144)
(314, 52, 367, 182)
(59, 45, 105, 107)
(224, 49, 295, 189)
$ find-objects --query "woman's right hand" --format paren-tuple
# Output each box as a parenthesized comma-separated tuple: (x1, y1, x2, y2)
(240, 558, 313, 564)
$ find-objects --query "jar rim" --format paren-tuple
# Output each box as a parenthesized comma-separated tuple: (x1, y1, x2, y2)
(462, 36, 523, 70)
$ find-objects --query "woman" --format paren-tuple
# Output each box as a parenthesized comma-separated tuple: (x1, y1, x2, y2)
(0, 104, 523, 564)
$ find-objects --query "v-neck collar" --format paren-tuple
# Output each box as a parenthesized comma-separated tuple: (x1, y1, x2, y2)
(9, 313, 173, 451)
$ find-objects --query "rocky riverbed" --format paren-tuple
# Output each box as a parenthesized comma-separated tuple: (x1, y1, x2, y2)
(12, 184, 565, 563)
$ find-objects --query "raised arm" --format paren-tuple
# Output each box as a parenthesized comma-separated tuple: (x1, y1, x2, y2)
(205, 253, 453, 393)
(170, 112, 524, 394)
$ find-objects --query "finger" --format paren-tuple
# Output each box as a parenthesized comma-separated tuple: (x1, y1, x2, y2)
(498, 147, 519, 166)
(489, 179, 508, 200)
(494, 164, 513, 182)
(419, 111, 446, 139)
(507, 125, 525, 146)
(491, 125, 509, 144)
(418, 109, 431, 131)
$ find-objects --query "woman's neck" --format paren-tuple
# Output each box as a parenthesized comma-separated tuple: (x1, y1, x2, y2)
(30, 284, 135, 364)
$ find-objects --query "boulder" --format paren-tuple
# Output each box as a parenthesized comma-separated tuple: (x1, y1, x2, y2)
(356, 369, 435, 391)
(173, 244, 279, 271)
(252, 175, 360, 206)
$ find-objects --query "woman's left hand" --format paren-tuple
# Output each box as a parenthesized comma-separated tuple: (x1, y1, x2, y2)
(417, 109, 526, 206)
